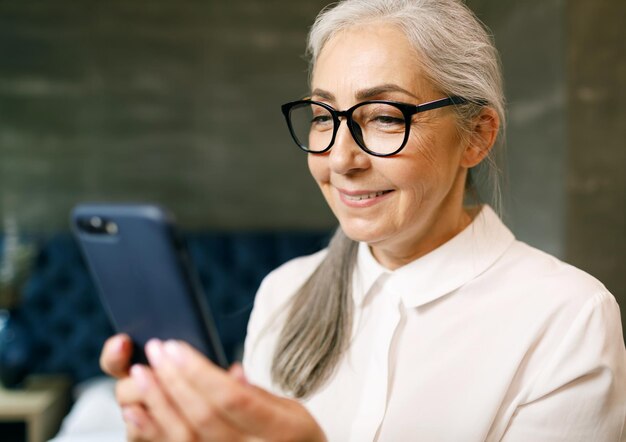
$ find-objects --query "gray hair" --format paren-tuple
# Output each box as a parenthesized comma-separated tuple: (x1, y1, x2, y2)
(308, 0, 505, 145)
(272, 0, 506, 398)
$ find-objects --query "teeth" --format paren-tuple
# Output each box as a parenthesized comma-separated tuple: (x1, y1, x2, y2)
(344, 190, 388, 201)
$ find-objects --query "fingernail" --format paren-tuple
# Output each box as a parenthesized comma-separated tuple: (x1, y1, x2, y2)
(145, 339, 163, 367)
(122, 407, 142, 429)
(163, 340, 185, 366)
(130, 364, 150, 392)
(112, 335, 125, 354)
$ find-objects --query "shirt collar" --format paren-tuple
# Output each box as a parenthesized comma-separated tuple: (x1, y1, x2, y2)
(352, 240, 391, 307)
(354, 205, 515, 309)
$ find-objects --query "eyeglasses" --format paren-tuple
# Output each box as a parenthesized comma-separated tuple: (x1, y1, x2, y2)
(281, 96, 473, 157)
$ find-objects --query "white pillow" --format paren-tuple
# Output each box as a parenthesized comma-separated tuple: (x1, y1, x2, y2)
(49, 377, 125, 442)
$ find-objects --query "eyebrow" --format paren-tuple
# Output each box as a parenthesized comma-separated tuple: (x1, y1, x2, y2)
(310, 88, 335, 100)
(356, 84, 419, 100)
(310, 84, 419, 102)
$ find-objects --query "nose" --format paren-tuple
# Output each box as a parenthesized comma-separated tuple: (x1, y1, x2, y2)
(328, 119, 370, 174)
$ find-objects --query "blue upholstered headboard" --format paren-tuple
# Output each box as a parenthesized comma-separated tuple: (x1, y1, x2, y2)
(0, 231, 330, 388)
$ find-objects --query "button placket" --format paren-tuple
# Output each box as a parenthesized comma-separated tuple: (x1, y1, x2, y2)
(348, 289, 403, 442)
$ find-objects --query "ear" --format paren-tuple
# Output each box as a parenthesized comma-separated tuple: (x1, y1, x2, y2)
(460, 107, 500, 168)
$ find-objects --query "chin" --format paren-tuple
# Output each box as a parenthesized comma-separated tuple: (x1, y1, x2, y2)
(338, 219, 389, 245)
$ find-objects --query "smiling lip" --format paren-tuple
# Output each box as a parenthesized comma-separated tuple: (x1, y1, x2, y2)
(336, 188, 394, 208)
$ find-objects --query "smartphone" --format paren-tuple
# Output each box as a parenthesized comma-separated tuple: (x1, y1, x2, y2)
(71, 203, 228, 368)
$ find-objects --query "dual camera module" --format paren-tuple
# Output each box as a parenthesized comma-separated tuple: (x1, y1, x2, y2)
(76, 216, 119, 235)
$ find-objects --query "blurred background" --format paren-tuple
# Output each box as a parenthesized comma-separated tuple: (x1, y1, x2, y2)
(0, 0, 624, 322)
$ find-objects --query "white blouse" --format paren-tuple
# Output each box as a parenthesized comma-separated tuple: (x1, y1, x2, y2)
(243, 206, 626, 442)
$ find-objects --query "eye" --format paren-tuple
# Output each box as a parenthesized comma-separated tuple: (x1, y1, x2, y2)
(367, 109, 405, 131)
(373, 115, 405, 125)
(311, 114, 332, 124)
(310, 108, 334, 132)
(355, 103, 406, 132)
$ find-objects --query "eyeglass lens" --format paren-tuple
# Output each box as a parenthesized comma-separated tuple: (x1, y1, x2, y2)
(288, 102, 407, 156)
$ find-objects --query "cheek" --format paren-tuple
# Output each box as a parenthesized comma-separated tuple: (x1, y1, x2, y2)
(405, 127, 441, 169)
(389, 141, 454, 205)
(394, 166, 428, 206)
(307, 154, 329, 185)
(405, 124, 464, 184)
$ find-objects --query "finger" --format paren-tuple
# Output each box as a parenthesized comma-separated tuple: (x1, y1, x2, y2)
(115, 371, 145, 406)
(153, 341, 326, 441)
(146, 340, 248, 441)
(162, 342, 324, 440)
(100, 334, 133, 378)
(122, 404, 160, 442)
(130, 364, 195, 442)
(151, 340, 289, 435)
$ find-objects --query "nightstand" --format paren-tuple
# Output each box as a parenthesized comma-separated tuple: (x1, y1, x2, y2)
(0, 376, 70, 442)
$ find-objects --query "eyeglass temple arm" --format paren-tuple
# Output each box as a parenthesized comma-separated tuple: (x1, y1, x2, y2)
(416, 96, 487, 113)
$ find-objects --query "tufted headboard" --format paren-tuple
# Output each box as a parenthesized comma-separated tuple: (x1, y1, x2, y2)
(0, 230, 330, 388)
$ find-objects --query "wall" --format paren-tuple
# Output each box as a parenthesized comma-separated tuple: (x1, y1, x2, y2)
(566, 0, 625, 322)
(0, 1, 333, 232)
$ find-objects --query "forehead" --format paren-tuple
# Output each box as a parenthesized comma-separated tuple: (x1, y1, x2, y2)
(311, 23, 433, 100)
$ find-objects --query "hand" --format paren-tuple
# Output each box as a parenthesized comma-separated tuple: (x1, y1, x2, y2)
(117, 339, 327, 442)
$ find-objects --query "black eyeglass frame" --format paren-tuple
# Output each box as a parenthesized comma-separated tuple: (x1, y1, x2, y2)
(281, 96, 477, 157)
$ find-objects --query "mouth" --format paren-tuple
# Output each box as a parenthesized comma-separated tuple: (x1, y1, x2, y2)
(342, 190, 393, 201)
(336, 188, 394, 207)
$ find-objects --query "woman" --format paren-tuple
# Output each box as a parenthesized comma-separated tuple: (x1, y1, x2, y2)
(103, 0, 626, 440)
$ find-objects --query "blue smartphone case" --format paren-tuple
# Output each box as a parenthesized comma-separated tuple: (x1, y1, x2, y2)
(71, 203, 227, 368)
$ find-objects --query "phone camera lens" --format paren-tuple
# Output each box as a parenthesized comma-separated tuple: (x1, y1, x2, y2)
(105, 222, 118, 235)
(90, 217, 103, 229)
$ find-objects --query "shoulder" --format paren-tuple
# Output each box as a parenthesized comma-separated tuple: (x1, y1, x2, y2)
(471, 238, 623, 362)
(484, 239, 624, 377)
(489, 239, 611, 308)
(470, 239, 625, 421)
(507, 246, 626, 418)
(462, 206, 612, 315)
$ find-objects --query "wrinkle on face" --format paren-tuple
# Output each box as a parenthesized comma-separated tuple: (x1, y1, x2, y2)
(307, 23, 471, 269)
